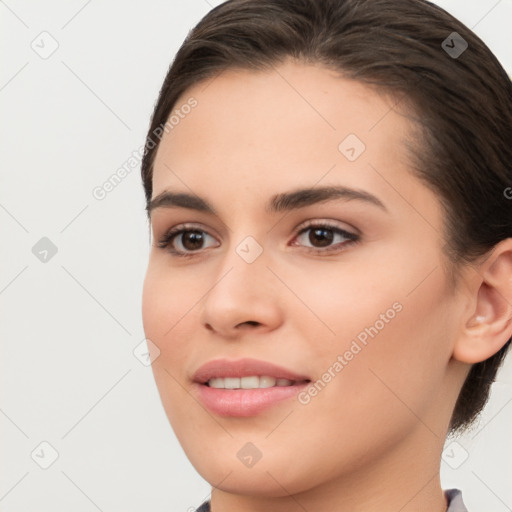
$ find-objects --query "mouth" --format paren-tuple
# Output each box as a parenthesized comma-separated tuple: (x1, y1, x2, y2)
(192, 358, 312, 416)
(204, 375, 310, 389)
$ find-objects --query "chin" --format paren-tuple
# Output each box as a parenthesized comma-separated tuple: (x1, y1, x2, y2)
(194, 462, 307, 498)
(183, 440, 323, 498)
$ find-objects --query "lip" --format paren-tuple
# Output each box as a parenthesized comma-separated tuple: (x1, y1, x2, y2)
(192, 358, 311, 417)
(192, 357, 311, 383)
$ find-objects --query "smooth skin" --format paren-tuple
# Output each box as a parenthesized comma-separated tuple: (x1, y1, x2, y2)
(142, 59, 512, 512)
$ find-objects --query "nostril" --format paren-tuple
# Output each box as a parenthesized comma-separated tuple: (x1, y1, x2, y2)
(236, 320, 260, 328)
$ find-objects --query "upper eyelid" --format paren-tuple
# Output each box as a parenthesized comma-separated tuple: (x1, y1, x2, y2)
(296, 219, 357, 233)
(161, 222, 219, 241)
(157, 219, 356, 239)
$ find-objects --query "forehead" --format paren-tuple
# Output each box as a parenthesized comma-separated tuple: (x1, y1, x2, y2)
(152, 60, 424, 214)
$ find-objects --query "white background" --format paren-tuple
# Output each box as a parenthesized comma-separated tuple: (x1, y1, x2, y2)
(1, 1, 511, 511)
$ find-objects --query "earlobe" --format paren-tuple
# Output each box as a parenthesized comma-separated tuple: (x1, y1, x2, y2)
(452, 239, 512, 365)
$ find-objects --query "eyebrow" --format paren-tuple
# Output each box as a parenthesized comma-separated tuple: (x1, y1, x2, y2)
(147, 185, 388, 216)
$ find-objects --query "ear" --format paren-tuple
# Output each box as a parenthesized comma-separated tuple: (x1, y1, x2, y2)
(453, 238, 512, 364)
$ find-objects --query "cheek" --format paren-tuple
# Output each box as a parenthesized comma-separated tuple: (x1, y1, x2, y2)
(142, 259, 196, 340)
(142, 263, 189, 378)
(289, 246, 453, 421)
(274, 256, 402, 355)
(334, 266, 454, 427)
(142, 266, 170, 343)
(142, 265, 196, 425)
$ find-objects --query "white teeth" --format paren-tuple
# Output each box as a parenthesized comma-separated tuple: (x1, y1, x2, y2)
(207, 376, 295, 389)
(208, 377, 225, 388)
(224, 377, 240, 389)
(259, 376, 276, 388)
(241, 376, 259, 389)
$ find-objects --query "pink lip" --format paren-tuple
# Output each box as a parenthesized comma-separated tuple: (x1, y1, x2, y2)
(191, 358, 311, 417)
(192, 357, 310, 383)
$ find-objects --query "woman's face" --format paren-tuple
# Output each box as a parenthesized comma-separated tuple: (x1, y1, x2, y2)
(142, 60, 469, 499)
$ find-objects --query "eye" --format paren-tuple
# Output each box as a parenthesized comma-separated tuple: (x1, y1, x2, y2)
(156, 220, 360, 258)
(156, 224, 219, 257)
(291, 221, 359, 253)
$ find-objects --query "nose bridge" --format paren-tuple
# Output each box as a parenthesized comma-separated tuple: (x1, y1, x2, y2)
(216, 208, 269, 273)
(198, 224, 279, 333)
(213, 229, 268, 297)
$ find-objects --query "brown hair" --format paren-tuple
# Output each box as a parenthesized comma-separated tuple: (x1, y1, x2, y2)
(141, 0, 512, 434)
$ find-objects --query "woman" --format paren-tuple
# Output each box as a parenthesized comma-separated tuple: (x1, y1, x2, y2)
(140, 0, 512, 510)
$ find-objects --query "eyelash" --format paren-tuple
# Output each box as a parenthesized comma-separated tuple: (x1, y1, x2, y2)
(155, 220, 360, 258)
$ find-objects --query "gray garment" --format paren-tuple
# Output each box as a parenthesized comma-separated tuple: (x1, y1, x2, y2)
(446, 488, 469, 511)
(195, 488, 468, 511)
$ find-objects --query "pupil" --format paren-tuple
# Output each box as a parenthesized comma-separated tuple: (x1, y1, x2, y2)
(310, 228, 333, 247)
(183, 231, 203, 250)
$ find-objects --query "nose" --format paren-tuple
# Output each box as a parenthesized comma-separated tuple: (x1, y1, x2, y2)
(199, 238, 283, 339)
